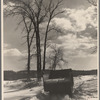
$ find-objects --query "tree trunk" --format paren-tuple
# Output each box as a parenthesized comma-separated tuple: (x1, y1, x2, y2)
(36, 28, 42, 81)
(27, 51, 30, 81)
(43, 19, 51, 71)
(52, 55, 57, 70)
(43, 44, 46, 71)
(27, 36, 31, 81)
(31, 19, 42, 81)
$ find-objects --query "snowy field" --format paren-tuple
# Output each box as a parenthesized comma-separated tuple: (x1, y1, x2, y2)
(3, 75, 98, 100)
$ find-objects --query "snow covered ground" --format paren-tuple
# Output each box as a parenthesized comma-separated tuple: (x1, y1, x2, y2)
(3, 75, 98, 100)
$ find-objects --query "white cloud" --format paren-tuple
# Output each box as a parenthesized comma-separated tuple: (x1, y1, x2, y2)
(58, 34, 95, 49)
(53, 5, 97, 32)
(52, 18, 73, 31)
(57, 34, 96, 58)
(4, 48, 23, 57)
(4, 43, 23, 57)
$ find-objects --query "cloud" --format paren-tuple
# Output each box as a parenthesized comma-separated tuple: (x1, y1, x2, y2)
(58, 34, 95, 49)
(80, 24, 97, 39)
(4, 48, 23, 57)
(57, 34, 96, 58)
(52, 18, 73, 31)
(53, 5, 97, 33)
(52, 5, 97, 58)
(3, 46, 37, 71)
(66, 6, 96, 30)
(45, 31, 97, 60)
(3, 43, 25, 57)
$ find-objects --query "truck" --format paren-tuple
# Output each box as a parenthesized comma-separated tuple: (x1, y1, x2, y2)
(43, 69, 74, 97)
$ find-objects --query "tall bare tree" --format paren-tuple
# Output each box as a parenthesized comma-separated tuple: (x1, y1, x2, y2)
(22, 17, 35, 81)
(42, 0, 64, 71)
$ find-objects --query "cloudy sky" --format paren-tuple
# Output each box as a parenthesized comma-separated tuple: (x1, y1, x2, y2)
(3, 0, 98, 71)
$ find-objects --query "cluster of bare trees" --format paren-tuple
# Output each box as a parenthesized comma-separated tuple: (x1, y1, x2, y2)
(4, 0, 64, 80)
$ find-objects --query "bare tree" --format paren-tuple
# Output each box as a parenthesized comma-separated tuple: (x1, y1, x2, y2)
(42, 0, 64, 71)
(22, 17, 35, 81)
(46, 45, 68, 70)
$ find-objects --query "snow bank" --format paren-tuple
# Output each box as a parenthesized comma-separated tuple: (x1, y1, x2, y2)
(4, 75, 98, 100)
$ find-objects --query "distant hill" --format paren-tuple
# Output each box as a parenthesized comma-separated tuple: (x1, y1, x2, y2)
(4, 69, 97, 80)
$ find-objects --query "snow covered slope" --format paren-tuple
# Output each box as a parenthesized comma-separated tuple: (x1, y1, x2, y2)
(4, 75, 98, 100)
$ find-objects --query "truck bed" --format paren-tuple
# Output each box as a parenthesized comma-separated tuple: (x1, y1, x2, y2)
(43, 69, 74, 94)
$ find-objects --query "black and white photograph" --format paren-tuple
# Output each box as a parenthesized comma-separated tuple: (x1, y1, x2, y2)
(3, 0, 98, 100)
